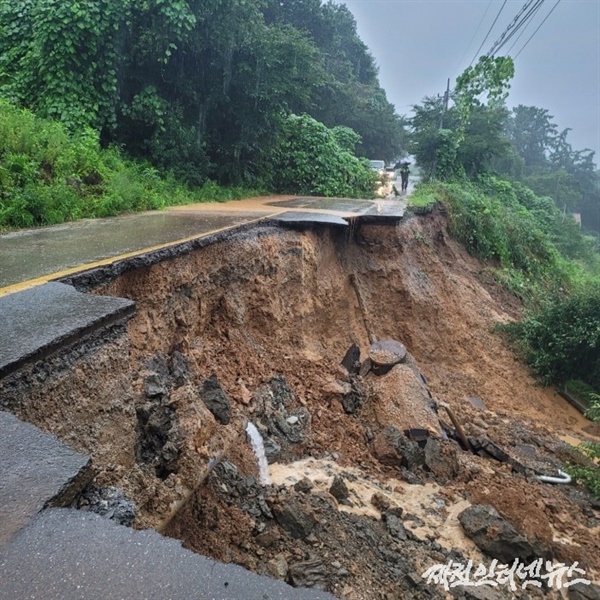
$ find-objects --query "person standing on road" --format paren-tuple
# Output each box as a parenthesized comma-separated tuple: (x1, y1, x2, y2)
(399, 162, 410, 192)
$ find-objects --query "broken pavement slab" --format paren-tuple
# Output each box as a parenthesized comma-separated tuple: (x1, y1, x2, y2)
(0, 411, 93, 545)
(0, 509, 336, 600)
(271, 211, 350, 227)
(0, 411, 334, 599)
(0, 282, 135, 377)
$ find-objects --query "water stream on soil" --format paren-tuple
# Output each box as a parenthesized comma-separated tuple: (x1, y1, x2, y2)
(245, 421, 271, 485)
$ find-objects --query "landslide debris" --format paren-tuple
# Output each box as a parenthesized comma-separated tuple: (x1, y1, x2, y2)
(10, 210, 598, 597)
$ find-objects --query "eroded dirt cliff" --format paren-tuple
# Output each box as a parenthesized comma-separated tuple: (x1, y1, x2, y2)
(4, 210, 599, 598)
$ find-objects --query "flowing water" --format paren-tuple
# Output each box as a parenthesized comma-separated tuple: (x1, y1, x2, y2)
(245, 421, 271, 485)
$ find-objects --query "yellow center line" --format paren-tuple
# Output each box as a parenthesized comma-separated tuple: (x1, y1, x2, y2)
(0, 211, 284, 297)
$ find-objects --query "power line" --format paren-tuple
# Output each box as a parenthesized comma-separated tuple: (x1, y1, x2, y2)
(494, 0, 546, 56)
(456, 0, 493, 71)
(469, 0, 508, 67)
(514, 0, 562, 59)
(485, 0, 543, 58)
(504, 2, 545, 55)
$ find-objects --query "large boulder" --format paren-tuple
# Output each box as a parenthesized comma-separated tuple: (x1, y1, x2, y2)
(372, 426, 424, 470)
(366, 362, 441, 436)
(424, 438, 459, 481)
(569, 582, 600, 600)
(458, 505, 548, 563)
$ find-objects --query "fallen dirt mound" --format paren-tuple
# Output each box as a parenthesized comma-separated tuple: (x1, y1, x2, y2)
(5, 209, 599, 597)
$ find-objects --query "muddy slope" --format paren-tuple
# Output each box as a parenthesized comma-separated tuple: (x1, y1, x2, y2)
(3, 210, 599, 597)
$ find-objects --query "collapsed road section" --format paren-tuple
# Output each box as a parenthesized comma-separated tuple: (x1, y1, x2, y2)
(1, 206, 599, 599)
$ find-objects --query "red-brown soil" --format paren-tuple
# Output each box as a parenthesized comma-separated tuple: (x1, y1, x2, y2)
(7, 208, 598, 598)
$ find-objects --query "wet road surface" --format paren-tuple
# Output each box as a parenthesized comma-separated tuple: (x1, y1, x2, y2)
(0, 195, 405, 294)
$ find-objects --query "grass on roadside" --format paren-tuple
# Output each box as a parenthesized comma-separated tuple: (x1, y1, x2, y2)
(0, 99, 261, 231)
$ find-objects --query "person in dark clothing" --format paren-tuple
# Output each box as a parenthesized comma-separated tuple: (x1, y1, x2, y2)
(399, 162, 410, 192)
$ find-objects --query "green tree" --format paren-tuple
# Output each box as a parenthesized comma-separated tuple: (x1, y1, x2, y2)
(0, 0, 127, 131)
(507, 105, 557, 169)
(272, 113, 376, 197)
(0, 0, 407, 186)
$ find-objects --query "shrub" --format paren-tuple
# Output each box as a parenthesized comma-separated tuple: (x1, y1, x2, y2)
(273, 114, 377, 198)
(502, 283, 600, 387)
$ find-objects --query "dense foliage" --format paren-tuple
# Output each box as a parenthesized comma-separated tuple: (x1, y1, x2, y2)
(273, 114, 376, 197)
(0, 0, 406, 190)
(503, 284, 600, 388)
(0, 99, 258, 229)
(409, 60, 600, 497)
(567, 392, 600, 500)
(409, 75, 600, 235)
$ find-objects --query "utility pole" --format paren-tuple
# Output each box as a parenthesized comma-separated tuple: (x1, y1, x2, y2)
(432, 78, 451, 179)
(439, 78, 450, 130)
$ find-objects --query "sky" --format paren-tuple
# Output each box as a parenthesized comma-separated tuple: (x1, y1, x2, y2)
(340, 0, 600, 163)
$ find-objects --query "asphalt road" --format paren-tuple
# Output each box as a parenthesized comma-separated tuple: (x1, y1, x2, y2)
(0, 195, 406, 295)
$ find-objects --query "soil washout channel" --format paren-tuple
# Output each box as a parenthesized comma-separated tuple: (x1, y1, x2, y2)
(1, 210, 599, 598)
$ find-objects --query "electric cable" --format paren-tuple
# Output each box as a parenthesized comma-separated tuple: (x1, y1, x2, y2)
(514, 0, 561, 59)
(469, 0, 508, 66)
(456, 0, 493, 71)
(485, 0, 543, 58)
(504, 6, 543, 55)
(491, 0, 546, 56)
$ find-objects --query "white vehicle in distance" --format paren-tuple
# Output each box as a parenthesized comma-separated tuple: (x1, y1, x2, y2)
(369, 160, 395, 180)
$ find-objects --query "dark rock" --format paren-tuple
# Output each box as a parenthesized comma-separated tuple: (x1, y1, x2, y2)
(458, 505, 544, 563)
(255, 528, 280, 549)
(404, 513, 425, 527)
(371, 492, 391, 512)
(341, 380, 365, 414)
(372, 426, 425, 470)
(169, 351, 190, 388)
(135, 400, 181, 479)
(404, 428, 431, 445)
(398, 467, 423, 485)
(257, 495, 273, 519)
(273, 407, 310, 444)
(294, 478, 314, 494)
(145, 373, 167, 398)
(270, 375, 296, 408)
(424, 438, 459, 481)
(386, 506, 404, 518)
(271, 500, 318, 540)
(405, 572, 423, 589)
(144, 354, 170, 384)
(329, 476, 349, 502)
(200, 375, 231, 425)
(76, 485, 136, 526)
(452, 586, 509, 600)
(263, 437, 282, 464)
(569, 582, 600, 600)
(341, 344, 361, 376)
(384, 514, 408, 541)
(359, 358, 372, 377)
(288, 559, 327, 589)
